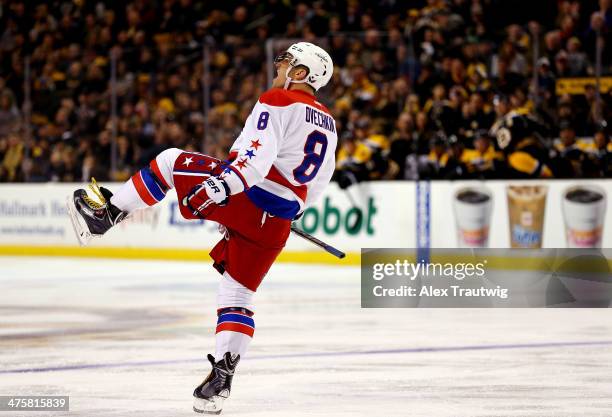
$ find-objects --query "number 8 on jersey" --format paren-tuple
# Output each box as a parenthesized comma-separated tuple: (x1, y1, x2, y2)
(293, 131, 328, 184)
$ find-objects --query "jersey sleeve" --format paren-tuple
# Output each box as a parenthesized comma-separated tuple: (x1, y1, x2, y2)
(222, 101, 283, 194)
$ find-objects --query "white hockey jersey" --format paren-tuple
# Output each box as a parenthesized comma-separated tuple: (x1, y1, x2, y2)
(221, 88, 338, 220)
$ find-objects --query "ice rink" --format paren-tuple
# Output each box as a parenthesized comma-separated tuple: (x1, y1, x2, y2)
(1, 256, 612, 417)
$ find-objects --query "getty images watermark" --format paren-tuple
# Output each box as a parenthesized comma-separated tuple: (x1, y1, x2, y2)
(371, 258, 509, 300)
(361, 248, 612, 308)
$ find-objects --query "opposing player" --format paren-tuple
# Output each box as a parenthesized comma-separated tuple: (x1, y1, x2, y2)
(66, 42, 337, 414)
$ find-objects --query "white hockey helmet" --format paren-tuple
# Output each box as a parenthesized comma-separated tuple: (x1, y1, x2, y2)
(275, 42, 333, 91)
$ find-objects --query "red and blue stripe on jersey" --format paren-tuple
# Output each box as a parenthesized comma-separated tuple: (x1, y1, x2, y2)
(246, 164, 308, 219)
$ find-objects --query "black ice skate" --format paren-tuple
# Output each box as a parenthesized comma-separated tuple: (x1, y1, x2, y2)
(193, 353, 240, 414)
(66, 178, 126, 246)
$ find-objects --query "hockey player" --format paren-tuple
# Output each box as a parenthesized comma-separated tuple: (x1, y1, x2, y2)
(489, 94, 553, 178)
(66, 42, 336, 414)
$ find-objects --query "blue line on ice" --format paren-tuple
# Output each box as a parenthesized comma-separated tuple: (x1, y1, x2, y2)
(3, 340, 612, 374)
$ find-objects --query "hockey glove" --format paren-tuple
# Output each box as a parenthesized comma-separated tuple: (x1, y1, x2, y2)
(183, 176, 230, 219)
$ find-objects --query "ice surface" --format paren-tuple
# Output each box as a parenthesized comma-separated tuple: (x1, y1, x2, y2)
(1, 257, 612, 417)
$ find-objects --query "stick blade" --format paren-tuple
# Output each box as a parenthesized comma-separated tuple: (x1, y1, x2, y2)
(326, 246, 346, 259)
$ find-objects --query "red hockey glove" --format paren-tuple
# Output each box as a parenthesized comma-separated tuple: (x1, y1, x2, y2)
(182, 176, 230, 219)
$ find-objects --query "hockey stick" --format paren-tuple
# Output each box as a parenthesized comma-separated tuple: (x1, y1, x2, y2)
(290, 224, 346, 259)
(344, 187, 364, 230)
(340, 170, 364, 232)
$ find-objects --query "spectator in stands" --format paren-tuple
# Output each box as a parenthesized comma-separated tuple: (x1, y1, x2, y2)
(1, 133, 24, 181)
(461, 130, 504, 178)
(418, 135, 449, 179)
(584, 128, 611, 177)
(0, 91, 20, 138)
(565, 37, 589, 75)
(441, 135, 469, 179)
(388, 112, 417, 179)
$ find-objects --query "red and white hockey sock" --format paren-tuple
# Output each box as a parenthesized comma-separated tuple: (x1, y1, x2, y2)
(215, 272, 255, 360)
(111, 148, 180, 212)
(215, 307, 255, 360)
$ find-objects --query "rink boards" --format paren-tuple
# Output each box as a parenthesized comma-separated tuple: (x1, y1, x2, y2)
(0, 179, 611, 264)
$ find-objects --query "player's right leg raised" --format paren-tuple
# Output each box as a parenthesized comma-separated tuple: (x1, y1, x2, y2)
(66, 148, 182, 245)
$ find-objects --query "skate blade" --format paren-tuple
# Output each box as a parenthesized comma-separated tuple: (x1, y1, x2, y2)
(193, 396, 224, 414)
(65, 195, 94, 246)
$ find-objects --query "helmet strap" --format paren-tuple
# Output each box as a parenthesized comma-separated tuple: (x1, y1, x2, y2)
(283, 66, 292, 89)
(283, 65, 311, 90)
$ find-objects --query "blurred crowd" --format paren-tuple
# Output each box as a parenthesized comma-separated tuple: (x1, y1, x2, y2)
(0, 0, 611, 183)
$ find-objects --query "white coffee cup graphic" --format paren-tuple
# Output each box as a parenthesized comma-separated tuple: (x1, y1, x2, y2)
(562, 185, 607, 248)
(453, 186, 493, 247)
